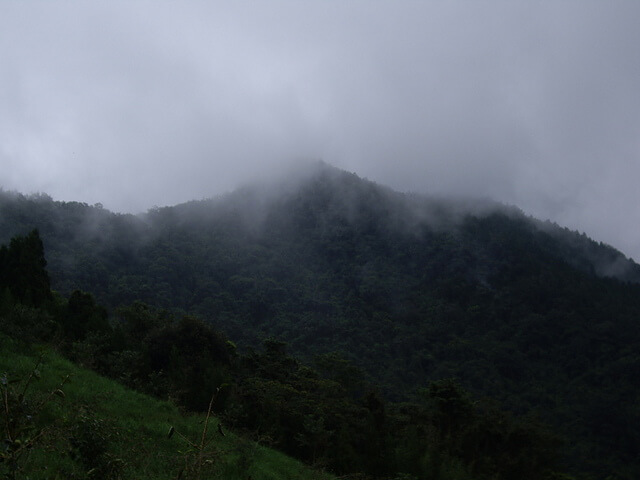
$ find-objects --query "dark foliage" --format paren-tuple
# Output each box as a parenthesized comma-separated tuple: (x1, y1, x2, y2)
(0, 229, 52, 308)
(2, 165, 639, 478)
(0, 230, 569, 479)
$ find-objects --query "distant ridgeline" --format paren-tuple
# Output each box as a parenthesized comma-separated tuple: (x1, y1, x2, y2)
(2, 164, 640, 478)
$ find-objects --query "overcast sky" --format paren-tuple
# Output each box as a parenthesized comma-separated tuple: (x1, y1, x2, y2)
(1, 1, 640, 258)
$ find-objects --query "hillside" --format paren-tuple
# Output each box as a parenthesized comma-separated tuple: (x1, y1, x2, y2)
(0, 334, 333, 480)
(0, 228, 563, 480)
(2, 162, 640, 478)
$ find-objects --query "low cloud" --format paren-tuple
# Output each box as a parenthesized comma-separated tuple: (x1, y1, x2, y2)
(1, 1, 639, 258)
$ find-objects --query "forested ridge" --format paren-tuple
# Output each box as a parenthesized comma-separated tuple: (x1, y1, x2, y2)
(1, 231, 563, 479)
(2, 163, 640, 478)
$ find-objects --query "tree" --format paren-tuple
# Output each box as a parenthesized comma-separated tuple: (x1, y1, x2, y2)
(60, 290, 110, 341)
(0, 230, 52, 307)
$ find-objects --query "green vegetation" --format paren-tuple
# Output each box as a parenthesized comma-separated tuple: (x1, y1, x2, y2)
(0, 334, 333, 480)
(0, 230, 568, 479)
(2, 164, 639, 478)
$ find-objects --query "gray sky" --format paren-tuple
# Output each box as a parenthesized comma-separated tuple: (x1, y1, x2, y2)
(2, 1, 640, 259)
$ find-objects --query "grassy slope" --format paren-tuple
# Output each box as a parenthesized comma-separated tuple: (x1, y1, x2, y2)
(0, 335, 333, 480)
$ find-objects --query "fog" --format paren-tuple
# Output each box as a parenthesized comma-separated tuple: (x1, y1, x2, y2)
(1, 1, 639, 258)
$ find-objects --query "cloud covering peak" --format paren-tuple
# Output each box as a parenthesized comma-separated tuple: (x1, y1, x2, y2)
(1, 1, 640, 257)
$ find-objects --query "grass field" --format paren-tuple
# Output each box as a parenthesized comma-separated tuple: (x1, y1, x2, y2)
(0, 334, 334, 480)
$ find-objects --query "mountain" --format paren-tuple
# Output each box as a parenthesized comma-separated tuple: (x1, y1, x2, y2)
(2, 162, 640, 478)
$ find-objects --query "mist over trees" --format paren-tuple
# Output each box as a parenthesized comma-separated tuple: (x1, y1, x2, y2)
(2, 163, 640, 478)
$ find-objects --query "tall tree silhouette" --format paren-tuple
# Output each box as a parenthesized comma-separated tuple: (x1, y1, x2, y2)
(0, 229, 52, 307)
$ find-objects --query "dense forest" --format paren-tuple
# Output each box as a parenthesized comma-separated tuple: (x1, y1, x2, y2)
(2, 163, 639, 478)
(1, 230, 562, 479)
